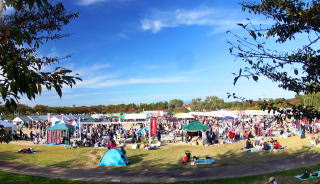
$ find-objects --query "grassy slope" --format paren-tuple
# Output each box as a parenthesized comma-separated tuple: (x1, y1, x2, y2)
(0, 135, 319, 170)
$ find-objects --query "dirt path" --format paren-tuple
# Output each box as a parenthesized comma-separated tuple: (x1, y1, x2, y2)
(1, 154, 320, 183)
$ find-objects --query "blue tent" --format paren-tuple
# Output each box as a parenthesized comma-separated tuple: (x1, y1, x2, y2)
(99, 149, 129, 166)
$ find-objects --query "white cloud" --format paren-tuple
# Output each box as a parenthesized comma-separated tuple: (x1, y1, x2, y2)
(78, 0, 106, 6)
(74, 63, 111, 76)
(77, 76, 191, 89)
(78, 0, 133, 6)
(141, 7, 267, 34)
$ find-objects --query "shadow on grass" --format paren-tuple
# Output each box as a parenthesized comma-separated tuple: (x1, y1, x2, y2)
(127, 154, 147, 165)
(0, 151, 21, 161)
(124, 144, 318, 171)
(213, 145, 315, 167)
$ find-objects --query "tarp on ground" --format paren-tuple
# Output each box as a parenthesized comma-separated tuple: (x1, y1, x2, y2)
(182, 121, 210, 132)
(46, 124, 74, 131)
(99, 149, 129, 166)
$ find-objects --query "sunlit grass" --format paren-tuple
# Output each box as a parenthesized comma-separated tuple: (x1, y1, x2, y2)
(0, 134, 319, 170)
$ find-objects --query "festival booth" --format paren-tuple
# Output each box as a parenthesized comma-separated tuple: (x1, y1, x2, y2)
(174, 113, 194, 119)
(183, 121, 210, 146)
(28, 116, 48, 122)
(124, 113, 147, 120)
(0, 120, 15, 134)
(183, 121, 210, 132)
(46, 124, 74, 144)
(144, 111, 164, 117)
(12, 116, 32, 125)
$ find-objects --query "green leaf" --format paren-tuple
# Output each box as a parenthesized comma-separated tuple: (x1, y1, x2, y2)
(249, 31, 257, 40)
(54, 85, 62, 97)
(237, 23, 245, 27)
(294, 69, 298, 75)
(233, 76, 239, 85)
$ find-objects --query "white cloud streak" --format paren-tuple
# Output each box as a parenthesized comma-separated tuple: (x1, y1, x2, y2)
(78, 0, 133, 6)
(141, 7, 266, 34)
(76, 76, 190, 89)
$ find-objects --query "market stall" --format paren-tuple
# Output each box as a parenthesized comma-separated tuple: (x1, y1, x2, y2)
(46, 124, 74, 144)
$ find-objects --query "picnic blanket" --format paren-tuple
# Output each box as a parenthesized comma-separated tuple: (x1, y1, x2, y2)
(295, 171, 320, 180)
(193, 158, 216, 164)
(246, 149, 264, 153)
(44, 143, 66, 147)
(18, 148, 36, 154)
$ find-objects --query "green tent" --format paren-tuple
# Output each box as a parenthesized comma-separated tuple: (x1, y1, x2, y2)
(111, 113, 125, 118)
(46, 124, 74, 131)
(182, 121, 210, 132)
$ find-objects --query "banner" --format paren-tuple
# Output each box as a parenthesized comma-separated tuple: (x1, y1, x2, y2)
(150, 118, 157, 137)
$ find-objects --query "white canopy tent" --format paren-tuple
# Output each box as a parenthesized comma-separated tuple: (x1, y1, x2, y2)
(124, 113, 147, 120)
(175, 113, 194, 119)
(12, 116, 32, 124)
(0, 120, 13, 127)
(0, 120, 17, 134)
(242, 110, 277, 116)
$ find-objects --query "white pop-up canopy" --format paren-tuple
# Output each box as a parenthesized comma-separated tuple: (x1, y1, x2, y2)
(0, 120, 17, 134)
(175, 113, 194, 119)
(0, 120, 13, 127)
(124, 113, 147, 120)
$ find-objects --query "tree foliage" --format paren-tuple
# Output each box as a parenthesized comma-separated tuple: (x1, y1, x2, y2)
(0, 95, 311, 116)
(228, 0, 320, 120)
(0, 0, 81, 110)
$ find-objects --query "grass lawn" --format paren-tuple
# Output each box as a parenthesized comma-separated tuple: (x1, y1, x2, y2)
(0, 135, 320, 170)
(1, 164, 320, 184)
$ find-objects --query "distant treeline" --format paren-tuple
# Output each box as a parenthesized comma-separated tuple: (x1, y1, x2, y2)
(1, 94, 320, 117)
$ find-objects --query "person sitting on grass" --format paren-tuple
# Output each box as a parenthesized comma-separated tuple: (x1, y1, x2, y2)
(254, 138, 260, 147)
(316, 136, 320, 145)
(245, 139, 253, 149)
(243, 131, 249, 139)
(108, 140, 116, 149)
(183, 151, 191, 163)
(273, 140, 281, 149)
(262, 140, 271, 151)
(120, 146, 126, 155)
(269, 138, 275, 144)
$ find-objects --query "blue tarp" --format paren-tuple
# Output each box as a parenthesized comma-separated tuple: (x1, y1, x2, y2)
(99, 149, 129, 166)
(194, 158, 216, 164)
(44, 143, 66, 147)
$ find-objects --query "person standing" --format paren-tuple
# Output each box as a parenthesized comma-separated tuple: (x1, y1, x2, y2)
(184, 131, 188, 143)
(29, 131, 34, 142)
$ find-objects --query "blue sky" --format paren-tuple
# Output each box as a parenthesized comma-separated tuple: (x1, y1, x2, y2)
(21, 0, 297, 106)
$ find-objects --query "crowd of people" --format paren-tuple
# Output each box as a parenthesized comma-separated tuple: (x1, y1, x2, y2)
(13, 114, 320, 148)
(69, 115, 320, 148)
